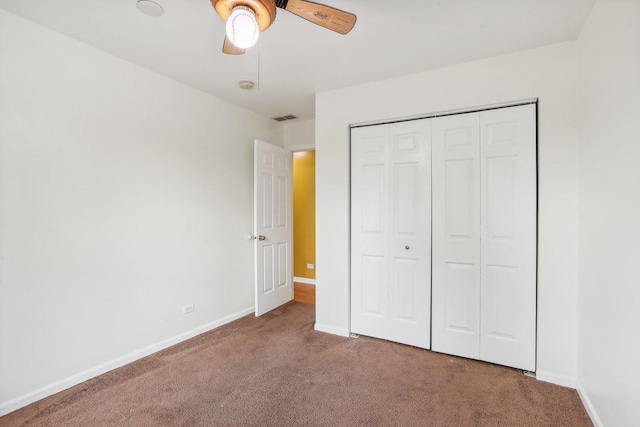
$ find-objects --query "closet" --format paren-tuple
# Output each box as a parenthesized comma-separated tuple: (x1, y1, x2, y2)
(350, 103, 537, 372)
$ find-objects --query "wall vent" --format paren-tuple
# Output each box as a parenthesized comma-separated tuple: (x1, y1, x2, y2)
(272, 114, 298, 122)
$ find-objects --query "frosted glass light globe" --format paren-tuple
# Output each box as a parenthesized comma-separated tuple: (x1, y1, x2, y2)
(226, 6, 259, 49)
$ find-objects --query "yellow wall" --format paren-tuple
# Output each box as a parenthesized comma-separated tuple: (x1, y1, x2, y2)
(293, 151, 315, 279)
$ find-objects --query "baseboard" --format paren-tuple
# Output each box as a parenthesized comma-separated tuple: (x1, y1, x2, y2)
(0, 306, 254, 417)
(314, 323, 350, 337)
(535, 370, 577, 389)
(536, 372, 603, 426)
(293, 277, 316, 285)
(576, 380, 604, 427)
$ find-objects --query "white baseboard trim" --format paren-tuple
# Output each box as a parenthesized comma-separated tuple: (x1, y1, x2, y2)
(314, 323, 350, 337)
(576, 380, 604, 427)
(535, 370, 577, 389)
(0, 306, 254, 417)
(293, 277, 316, 285)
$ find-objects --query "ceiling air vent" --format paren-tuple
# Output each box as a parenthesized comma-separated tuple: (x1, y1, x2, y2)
(272, 114, 298, 122)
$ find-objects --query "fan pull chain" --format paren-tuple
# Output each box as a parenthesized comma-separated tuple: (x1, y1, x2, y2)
(257, 43, 261, 90)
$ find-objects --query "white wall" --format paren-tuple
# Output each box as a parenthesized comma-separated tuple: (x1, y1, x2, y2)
(315, 42, 581, 380)
(283, 119, 315, 149)
(577, 1, 640, 426)
(0, 9, 282, 411)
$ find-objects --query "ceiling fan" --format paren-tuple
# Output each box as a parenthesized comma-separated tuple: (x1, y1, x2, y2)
(211, 0, 357, 55)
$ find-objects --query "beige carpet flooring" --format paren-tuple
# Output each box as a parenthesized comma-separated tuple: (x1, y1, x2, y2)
(0, 302, 592, 426)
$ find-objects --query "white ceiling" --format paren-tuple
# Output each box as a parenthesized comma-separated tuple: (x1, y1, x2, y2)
(0, 0, 595, 121)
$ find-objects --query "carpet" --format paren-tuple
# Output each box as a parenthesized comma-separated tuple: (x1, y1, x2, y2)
(0, 302, 592, 426)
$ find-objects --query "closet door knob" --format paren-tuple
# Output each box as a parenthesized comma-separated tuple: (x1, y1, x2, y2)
(405, 245, 410, 250)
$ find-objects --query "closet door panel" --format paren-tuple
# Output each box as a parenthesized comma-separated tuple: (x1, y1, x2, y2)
(351, 126, 390, 338)
(480, 104, 537, 371)
(388, 120, 431, 348)
(432, 113, 481, 359)
(361, 255, 385, 315)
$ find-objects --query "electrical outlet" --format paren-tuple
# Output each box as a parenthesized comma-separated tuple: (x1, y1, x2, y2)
(183, 304, 195, 314)
(307, 263, 314, 269)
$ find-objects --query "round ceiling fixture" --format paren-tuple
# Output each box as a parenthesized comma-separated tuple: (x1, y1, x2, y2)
(136, 0, 164, 17)
(238, 80, 255, 90)
(226, 6, 260, 49)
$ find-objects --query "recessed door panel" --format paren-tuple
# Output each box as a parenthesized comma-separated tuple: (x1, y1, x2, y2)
(484, 265, 519, 341)
(361, 255, 385, 316)
(393, 134, 419, 154)
(445, 127, 475, 151)
(361, 164, 386, 233)
(487, 121, 517, 146)
(393, 162, 419, 235)
(277, 176, 288, 228)
(363, 136, 385, 156)
(444, 262, 477, 334)
(262, 245, 274, 293)
(445, 159, 474, 239)
(487, 155, 517, 239)
(277, 243, 288, 288)
(391, 258, 418, 321)
(262, 174, 274, 229)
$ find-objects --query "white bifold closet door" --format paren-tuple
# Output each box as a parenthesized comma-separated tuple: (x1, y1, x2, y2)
(350, 120, 432, 349)
(432, 104, 537, 371)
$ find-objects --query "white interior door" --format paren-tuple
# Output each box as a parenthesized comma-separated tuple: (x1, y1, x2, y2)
(431, 112, 482, 360)
(254, 140, 293, 317)
(479, 104, 537, 371)
(350, 120, 431, 349)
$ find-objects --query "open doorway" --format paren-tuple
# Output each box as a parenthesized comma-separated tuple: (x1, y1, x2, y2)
(292, 150, 316, 305)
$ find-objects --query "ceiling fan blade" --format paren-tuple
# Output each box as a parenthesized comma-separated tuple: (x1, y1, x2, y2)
(275, 0, 356, 35)
(223, 36, 245, 55)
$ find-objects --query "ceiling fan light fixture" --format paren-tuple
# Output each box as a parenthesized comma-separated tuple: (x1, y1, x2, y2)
(226, 6, 259, 49)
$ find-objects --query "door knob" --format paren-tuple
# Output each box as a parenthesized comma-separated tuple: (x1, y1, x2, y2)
(258, 235, 266, 241)
(405, 245, 410, 250)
